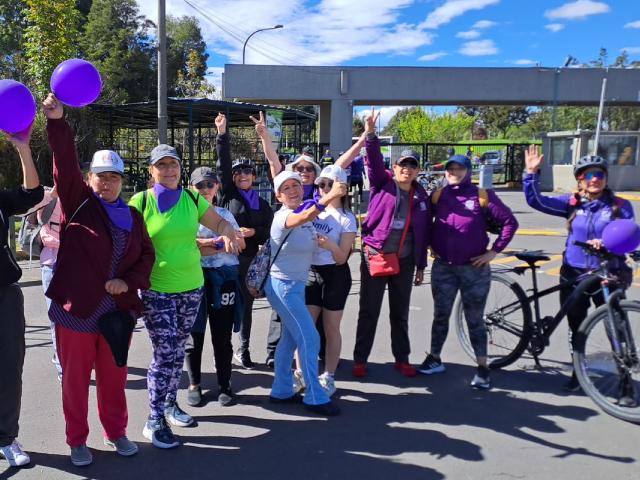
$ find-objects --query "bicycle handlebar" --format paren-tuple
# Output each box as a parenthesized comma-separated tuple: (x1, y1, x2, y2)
(572, 240, 618, 261)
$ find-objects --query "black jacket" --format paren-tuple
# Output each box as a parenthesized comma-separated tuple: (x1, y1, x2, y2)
(0, 185, 44, 285)
(216, 133, 273, 259)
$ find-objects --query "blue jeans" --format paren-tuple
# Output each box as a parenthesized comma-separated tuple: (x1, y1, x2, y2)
(41, 264, 62, 377)
(266, 277, 329, 406)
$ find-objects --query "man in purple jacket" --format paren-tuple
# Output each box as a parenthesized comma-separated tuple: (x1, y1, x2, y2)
(352, 109, 431, 378)
(419, 155, 518, 389)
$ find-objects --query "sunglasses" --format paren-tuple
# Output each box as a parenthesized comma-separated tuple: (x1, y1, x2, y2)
(195, 181, 216, 189)
(580, 171, 606, 181)
(295, 166, 316, 173)
(233, 167, 255, 176)
(317, 180, 334, 190)
(396, 161, 419, 169)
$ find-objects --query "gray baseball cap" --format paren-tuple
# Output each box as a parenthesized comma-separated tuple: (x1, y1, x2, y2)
(190, 166, 219, 185)
(398, 149, 420, 165)
(150, 144, 181, 165)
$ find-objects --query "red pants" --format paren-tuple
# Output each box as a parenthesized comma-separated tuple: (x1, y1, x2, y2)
(55, 324, 128, 447)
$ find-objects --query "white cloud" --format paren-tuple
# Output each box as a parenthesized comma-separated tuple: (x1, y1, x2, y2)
(512, 59, 537, 65)
(357, 106, 408, 130)
(544, 0, 610, 21)
(420, 0, 500, 29)
(458, 39, 498, 56)
(138, 0, 434, 66)
(545, 23, 565, 32)
(205, 67, 224, 91)
(472, 20, 497, 29)
(621, 47, 640, 55)
(624, 20, 640, 29)
(418, 51, 448, 61)
(456, 30, 481, 39)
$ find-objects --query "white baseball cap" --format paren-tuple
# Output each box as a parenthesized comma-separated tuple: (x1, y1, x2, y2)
(273, 170, 303, 193)
(315, 165, 348, 185)
(90, 150, 125, 175)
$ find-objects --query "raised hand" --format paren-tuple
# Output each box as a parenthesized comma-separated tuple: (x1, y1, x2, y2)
(364, 107, 380, 135)
(5, 122, 34, 149)
(215, 112, 227, 135)
(525, 144, 544, 174)
(250, 111, 268, 138)
(42, 93, 63, 120)
(328, 181, 348, 200)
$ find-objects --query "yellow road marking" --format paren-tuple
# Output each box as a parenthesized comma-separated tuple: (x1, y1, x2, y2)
(514, 254, 563, 268)
(490, 256, 518, 264)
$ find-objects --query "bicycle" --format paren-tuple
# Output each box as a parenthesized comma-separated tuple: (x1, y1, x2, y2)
(454, 243, 640, 423)
(417, 167, 444, 192)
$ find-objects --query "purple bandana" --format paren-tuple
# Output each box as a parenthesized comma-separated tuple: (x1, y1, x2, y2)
(153, 183, 182, 213)
(95, 194, 132, 232)
(238, 188, 260, 210)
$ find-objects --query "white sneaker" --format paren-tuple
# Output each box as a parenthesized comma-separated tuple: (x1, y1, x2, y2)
(0, 440, 30, 467)
(319, 372, 336, 397)
(293, 369, 306, 394)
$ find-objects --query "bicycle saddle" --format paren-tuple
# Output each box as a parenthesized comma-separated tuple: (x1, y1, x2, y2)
(514, 251, 550, 264)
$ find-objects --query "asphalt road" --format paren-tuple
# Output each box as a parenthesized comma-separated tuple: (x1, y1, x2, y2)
(3, 191, 640, 480)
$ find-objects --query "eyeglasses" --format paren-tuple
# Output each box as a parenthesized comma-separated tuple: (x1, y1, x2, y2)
(233, 167, 255, 176)
(295, 166, 316, 173)
(195, 181, 216, 189)
(317, 180, 334, 190)
(580, 171, 606, 181)
(396, 161, 418, 170)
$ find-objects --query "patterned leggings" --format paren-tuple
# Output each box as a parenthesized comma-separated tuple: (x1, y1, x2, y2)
(141, 288, 203, 420)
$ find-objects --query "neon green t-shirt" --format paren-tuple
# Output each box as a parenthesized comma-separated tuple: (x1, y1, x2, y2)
(129, 189, 210, 293)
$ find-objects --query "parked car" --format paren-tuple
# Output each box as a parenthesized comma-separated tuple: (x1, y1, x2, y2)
(480, 150, 503, 165)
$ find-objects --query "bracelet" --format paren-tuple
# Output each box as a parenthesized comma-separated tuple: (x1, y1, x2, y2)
(314, 200, 326, 211)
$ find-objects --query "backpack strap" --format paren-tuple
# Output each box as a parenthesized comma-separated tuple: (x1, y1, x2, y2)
(141, 190, 147, 214)
(184, 188, 199, 208)
(431, 188, 443, 205)
(40, 198, 57, 226)
(478, 188, 489, 209)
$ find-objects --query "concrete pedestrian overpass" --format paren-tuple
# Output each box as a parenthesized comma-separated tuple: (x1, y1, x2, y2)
(223, 65, 640, 154)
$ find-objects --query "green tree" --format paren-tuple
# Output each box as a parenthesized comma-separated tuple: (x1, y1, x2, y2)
(175, 49, 216, 98)
(394, 108, 474, 143)
(460, 106, 530, 138)
(82, 0, 155, 103)
(23, 0, 80, 98)
(167, 15, 208, 96)
(0, 0, 28, 79)
(382, 107, 421, 139)
(352, 114, 364, 137)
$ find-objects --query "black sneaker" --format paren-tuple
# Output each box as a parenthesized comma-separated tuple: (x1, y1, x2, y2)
(269, 393, 304, 404)
(235, 351, 255, 370)
(618, 377, 638, 408)
(265, 353, 275, 369)
(186, 386, 202, 407)
(304, 401, 340, 416)
(564, 373, 581, 392)
(418, 354, 446, 375)
(470, 366, 491, 389)
(218, 388, 236, 407)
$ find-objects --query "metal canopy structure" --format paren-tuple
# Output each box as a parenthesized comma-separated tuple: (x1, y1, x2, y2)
(90, 97, 316, 130)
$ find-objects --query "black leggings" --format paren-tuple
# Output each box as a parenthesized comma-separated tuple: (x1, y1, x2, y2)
(185, 280, 235, 390)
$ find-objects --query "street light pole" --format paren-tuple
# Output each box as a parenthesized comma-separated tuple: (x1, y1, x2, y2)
(242, 25, 283, 64)
(158, 0, 167, 143)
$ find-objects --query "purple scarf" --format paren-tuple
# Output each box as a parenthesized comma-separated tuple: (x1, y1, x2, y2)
(95, 194, 132, 232)
(238, 188, 260, 210)
(293, 189, 322, 213)
(154, 183, 182, 213)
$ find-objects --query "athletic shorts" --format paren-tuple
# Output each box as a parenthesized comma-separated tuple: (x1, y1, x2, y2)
(305, 263, 352, 311)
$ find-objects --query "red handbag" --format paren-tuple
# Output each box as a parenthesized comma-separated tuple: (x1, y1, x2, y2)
(365, 188, 414, 277)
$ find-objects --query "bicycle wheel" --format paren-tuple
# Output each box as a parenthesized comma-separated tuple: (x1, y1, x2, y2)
(573, 300, 640, 424)
(455, 271, 533, 369)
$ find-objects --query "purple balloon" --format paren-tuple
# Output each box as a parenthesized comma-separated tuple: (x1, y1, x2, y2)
(602, 219, 640, 255)
(0, 80, 36, 134)
(50, 59, 102, 107)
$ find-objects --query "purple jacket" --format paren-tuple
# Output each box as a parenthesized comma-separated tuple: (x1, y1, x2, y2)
(431, 179, 518, 265)
(523, 173, 633, 269)
(362, 136, 430, 270)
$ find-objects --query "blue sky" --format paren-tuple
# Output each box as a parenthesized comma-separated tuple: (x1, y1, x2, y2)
(138, 0, 640, 124)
